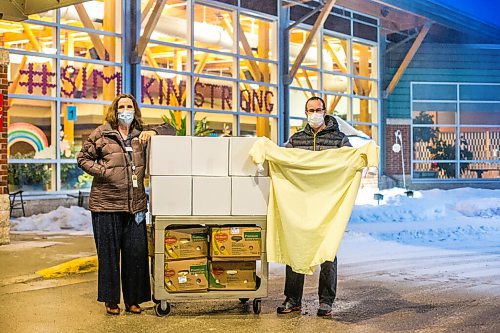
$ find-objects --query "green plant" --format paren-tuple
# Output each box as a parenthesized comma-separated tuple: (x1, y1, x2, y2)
(8, 152, 51, 189)
(162, 111, 214, 136)
(61, 163, 93, 189)
(413, 112, 473, 178)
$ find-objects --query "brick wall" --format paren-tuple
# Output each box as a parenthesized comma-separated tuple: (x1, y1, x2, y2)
(0, 49, 9, 245)
(385, 122, 411, 175)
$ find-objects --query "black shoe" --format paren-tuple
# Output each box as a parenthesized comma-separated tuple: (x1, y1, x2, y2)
(317, 303, 332, 316)
(277, 300, 301, 314)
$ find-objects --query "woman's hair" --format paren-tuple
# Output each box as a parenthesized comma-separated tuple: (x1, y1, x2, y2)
(105, 93, 144, 130)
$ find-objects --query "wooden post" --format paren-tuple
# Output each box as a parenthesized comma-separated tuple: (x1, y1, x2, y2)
(103, 0, 116, 106)
(288, 0, 337, 83)
(136, 0, 167, 61)
(385, 22, 432, 97)
(256, 20, 270, 138)
(74, 4, 107, 60)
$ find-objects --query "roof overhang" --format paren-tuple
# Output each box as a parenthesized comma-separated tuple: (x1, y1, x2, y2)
(0, 0, 90, 22)
(372, 0, 500, 43)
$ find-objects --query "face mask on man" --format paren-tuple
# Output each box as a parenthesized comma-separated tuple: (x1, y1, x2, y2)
(117, 111, 134, 126)
(308, 112, 325, 129)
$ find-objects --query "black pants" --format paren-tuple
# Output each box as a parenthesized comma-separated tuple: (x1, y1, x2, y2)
(91, 212, 151, 305)
(284, 257, 337, 306)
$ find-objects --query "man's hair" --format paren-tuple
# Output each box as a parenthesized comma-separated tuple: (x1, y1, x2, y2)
(105, 93, 144, 130)
(305, 96, 326, 111)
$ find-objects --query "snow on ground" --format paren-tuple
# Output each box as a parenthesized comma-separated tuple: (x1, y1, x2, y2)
(9, 187, 500, 294)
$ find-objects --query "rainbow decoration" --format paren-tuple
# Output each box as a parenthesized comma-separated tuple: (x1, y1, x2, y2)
(8, 122, 49, 152)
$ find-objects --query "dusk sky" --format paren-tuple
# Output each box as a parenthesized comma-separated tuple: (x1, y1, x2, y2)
(432, 0, 500, 27)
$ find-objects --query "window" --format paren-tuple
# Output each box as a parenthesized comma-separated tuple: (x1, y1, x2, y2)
(3, 1, 123, 192)
(411, 83, 500, 180)
(141, 0, 278, 139)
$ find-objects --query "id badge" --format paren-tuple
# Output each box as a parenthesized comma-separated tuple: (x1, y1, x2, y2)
(132, 174, 138, 188)
(125, 146, 133, 152)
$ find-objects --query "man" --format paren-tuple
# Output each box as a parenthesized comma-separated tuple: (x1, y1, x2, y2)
(277, 96, 351, 317)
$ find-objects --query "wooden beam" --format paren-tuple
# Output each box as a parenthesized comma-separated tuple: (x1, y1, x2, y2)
(238, 22, 263, 82)
(141, 0, 156, 24)
(328, 95, 342, 113)
(137, 0, 167, 61)
(288, 0, 337, 83)
(323, 41, 348, 73)
(385, 22, 432, 97)
(74, 4, 107, 60)
(301, 68, 315, 91)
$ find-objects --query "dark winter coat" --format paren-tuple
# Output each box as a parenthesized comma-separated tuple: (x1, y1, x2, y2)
(77, 122, 175, 213)
(286, 115, 351, 150)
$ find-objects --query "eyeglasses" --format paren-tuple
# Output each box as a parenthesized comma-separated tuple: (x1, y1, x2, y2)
(306, 108, 325, 114)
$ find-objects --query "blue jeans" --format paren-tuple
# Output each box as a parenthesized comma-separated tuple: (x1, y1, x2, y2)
(284, 257, 337, 306)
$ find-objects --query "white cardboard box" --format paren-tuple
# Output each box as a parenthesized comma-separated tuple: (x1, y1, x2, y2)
(191, 137, 229, 176)
(148, 136, 192, 176)
(150, 176, 192, 215)
(192, 177, 231, 215)
(229, 137, 268, 176)
(231, 177, 270, 215)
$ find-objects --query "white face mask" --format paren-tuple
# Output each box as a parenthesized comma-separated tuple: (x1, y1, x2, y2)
(308, 112, 325, 129)
(117, 110, 134, 126)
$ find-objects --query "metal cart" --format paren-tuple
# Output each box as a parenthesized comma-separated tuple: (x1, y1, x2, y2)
(152, 215, 268, 317)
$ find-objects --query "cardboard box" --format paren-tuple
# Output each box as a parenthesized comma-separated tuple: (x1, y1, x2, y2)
(209, 261, 257, 290)
(231, 177, 270, 215)
(165, 227, 208, 260)
(150, 176, 192, 215)
(147, 224, 154, 257)
(192, 137, 229, 176)
(210, 226, 261, 260)
(164, 258, 208, 292)
(149, 136, 192, 175)
(192, 177, 231, 215)
(229, 137, 268, 176)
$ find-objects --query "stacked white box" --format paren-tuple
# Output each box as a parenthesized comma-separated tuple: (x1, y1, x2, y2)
(150, 176, 192, 215)
(231, 177, 270, 215)
(149, 136, 192, 175)
(192, 137, 229, 176)
(229, 137, 268, 176)
(193, 177, 231, 215)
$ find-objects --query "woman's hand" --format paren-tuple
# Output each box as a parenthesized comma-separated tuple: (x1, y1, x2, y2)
(139, 130, 156, 144)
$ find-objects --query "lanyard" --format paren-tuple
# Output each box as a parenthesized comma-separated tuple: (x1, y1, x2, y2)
(119, 131, 136, 172)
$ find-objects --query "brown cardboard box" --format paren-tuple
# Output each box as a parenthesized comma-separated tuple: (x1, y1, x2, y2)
(165, 227, 208, 260)
(208, 261, 257, 290)
(164, 258, 208, 292)
(147, 224, 154, 257)
(210, 226, 261, 260)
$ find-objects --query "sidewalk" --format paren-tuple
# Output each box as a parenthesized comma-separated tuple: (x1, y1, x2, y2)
(0, 233, 96, 286)
(1, 233, 499, 333)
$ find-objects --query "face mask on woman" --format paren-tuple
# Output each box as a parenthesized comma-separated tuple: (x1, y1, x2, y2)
(117, 111, 134, 126)
(308, 112, 325, 129)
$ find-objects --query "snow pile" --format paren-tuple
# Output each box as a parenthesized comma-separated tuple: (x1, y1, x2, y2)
(11, 206, 92, 234)
(351, 187, 500, 223)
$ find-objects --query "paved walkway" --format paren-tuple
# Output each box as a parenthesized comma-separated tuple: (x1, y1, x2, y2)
(0, 233, 499, 332)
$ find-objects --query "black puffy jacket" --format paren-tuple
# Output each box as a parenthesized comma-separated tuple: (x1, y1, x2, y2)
(286, 115, 351, 151)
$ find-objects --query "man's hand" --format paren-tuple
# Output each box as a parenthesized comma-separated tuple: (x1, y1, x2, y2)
(139, 130, 156, 144)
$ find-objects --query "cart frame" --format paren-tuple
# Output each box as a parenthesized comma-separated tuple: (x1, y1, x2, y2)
(152, 215, 268, 316)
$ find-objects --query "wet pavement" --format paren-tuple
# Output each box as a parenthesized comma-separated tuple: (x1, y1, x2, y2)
(0, 233, 499, 333)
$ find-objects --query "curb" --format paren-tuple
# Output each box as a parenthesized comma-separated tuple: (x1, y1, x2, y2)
(36, 256, 98, 279)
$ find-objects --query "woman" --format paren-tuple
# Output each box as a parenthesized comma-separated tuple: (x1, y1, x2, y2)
(77, 94, 175, 315)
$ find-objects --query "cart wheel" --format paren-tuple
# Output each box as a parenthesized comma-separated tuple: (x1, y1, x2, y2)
(252, 299, 261, 314)
(155, 301, 171, 317)
(152, 296, 160, 304)
(239, 298, 249, 304)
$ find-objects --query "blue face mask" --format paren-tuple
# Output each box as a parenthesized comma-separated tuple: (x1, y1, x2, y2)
(117, 110, 134, 126)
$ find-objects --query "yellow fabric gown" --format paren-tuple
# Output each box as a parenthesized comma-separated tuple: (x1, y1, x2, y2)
(249, 137, 379, 274)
